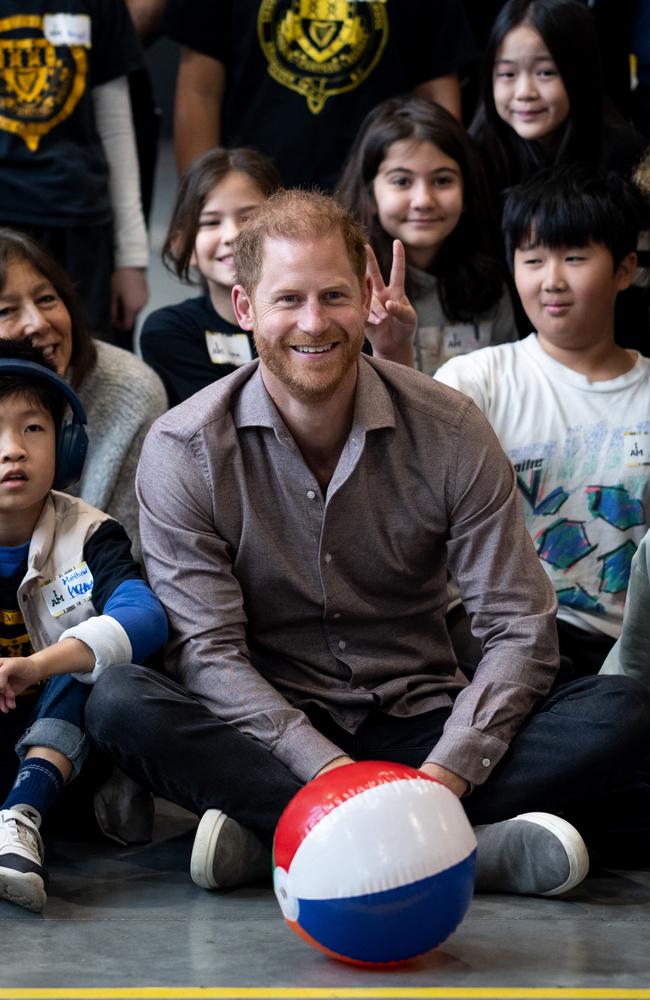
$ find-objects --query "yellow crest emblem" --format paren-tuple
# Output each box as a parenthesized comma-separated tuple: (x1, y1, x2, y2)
(0, 15, 88, 152)
(258, 0, 389, 114)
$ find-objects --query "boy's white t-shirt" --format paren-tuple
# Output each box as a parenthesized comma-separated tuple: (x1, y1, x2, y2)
(436, 334, 650, 638)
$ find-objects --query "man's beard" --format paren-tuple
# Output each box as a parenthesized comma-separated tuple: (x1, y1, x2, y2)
(254, 324, 365, 404)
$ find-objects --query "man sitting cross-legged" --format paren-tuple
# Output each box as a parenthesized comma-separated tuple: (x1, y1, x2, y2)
(86, 189, 650, 897)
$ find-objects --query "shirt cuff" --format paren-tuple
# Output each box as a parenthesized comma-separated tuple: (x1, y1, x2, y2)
(423, 725, 509, 787)
(59, 615, 132, 684)
(272, 722, 347, 783)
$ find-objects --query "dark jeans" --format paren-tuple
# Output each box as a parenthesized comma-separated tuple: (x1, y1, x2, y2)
(85, 667, 650, 865)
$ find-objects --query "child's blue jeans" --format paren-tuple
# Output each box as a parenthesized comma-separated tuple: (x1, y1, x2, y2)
(1, 675, 89, 795)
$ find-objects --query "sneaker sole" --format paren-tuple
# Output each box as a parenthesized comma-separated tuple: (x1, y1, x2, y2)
(512, 811, 589, 896)
(0, 870, 46, 913)
(190, 810, 226, 889)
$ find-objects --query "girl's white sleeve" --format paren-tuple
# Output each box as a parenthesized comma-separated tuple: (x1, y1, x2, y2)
(92, 75, 149, 269)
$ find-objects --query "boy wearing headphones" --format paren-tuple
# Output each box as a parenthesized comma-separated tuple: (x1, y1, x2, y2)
(0, 340, 167, 913)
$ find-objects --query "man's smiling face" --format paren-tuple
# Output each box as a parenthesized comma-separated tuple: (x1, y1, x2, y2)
(235, 231, 370, 405)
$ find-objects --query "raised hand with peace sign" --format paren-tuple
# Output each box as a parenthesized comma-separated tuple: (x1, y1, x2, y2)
(365, 239, 417, 368)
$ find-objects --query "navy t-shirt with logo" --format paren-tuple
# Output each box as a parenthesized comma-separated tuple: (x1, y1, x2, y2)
(0, 0, 143, 226)
(163, 0, 476, 190)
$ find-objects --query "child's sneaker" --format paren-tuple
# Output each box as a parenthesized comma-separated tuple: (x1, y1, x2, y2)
(0, 808, 48, 912)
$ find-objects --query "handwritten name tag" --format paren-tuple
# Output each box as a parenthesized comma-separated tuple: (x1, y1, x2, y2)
(205, 332, 253, 367)
(624, 431, 650, 468)
(43, 14, 92, 47)
(41, 562, 94, 619)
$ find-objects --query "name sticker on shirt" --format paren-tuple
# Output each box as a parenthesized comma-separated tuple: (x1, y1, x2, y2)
(40, 563, 94, 619)
(205, 331, 253, 367)
(624, 431, 650, 468)
(43, 14, 92, 47)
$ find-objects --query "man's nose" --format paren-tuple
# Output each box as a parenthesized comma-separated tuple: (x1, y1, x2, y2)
(298, 300, 330, 336)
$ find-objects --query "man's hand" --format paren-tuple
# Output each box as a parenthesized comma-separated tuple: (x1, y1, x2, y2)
(0, 657, 44, 713)
(111, 267, 149, 331)
(419, 762, 468, 798)
(312, 755, 354, 779)
(365, 241, 417, 367)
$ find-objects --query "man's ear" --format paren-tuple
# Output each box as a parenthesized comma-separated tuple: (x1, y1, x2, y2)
(232, 285, 255, 330)
(616, 251, 637, 291)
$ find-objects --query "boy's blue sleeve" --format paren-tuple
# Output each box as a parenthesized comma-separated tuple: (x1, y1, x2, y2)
(103, 579, 168, 664)
(82, 519, 168, 663)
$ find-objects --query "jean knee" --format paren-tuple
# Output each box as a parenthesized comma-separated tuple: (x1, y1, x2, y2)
(85, 664, 144, 746)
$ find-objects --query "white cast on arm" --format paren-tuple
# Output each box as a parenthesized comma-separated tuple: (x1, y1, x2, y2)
(60, 616, 133, 684)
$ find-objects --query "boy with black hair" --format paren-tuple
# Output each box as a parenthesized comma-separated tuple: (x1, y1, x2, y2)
(436, 166, 650, 675)
(0, 340, 167, 912)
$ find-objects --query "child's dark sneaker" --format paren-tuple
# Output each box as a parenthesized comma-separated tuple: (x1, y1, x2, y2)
(0, 808, 48, 912)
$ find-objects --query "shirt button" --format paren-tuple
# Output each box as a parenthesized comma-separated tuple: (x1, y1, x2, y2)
(333, 612, 341, 619)
(324, 553, 332, 563)
(306, 489, 316, 499)
(338, 640, 346, 650)
(481, 758, 491, 768)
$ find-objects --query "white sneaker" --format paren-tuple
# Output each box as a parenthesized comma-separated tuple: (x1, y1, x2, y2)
(474, 811, 589, 897)
(0, 808, 48, 912)
(190, 809, 270, 889)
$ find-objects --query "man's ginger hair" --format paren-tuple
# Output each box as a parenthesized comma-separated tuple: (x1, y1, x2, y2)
(232, 189, 367, 294)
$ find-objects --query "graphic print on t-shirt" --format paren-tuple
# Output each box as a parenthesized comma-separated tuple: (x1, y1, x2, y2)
(512, 426, 649, 625)
(0, 13, 89, 151)
(257, 0, 388, 113)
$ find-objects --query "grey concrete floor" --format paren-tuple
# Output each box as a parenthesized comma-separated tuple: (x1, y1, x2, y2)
(0, 800, 649, 995)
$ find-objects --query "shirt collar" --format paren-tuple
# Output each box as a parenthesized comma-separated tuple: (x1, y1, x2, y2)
(233, 356, 396, 439)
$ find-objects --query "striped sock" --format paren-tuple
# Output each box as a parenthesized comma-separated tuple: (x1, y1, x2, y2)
(2, 758, 65, 824)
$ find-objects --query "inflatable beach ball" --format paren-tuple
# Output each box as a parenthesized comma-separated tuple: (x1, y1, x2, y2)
(273, 760, 476, 965)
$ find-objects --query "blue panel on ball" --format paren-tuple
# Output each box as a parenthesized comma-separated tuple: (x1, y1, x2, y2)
(295, 851, 476, 963)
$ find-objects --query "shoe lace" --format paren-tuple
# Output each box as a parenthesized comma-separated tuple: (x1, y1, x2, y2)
(4, 813, 40, 854)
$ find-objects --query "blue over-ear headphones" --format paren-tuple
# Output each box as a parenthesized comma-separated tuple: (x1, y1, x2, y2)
(0, 359, 88, 491)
